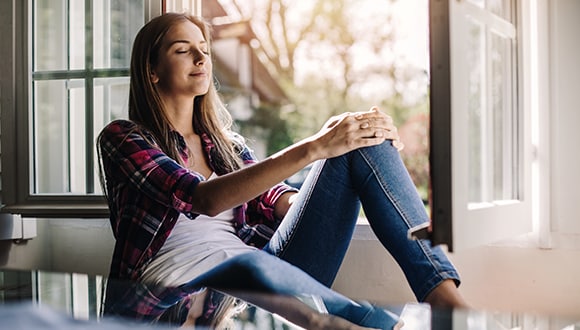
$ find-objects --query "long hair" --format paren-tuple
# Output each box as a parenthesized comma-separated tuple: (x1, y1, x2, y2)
(156, 290, 244, 329)
(128, 13, 242, 172)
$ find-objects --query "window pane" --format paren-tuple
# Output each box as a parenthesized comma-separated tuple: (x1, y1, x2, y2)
(35, 272, 73, 314)
(34, 0, 85, 71)
(468, 0, 484, 8)
(93, 0, 144, 69)
(93, 78, 130, 194)
(491, 31, 516, 201)
(69, 0, 86, 69)
(487, 0, 514, 22)
(467, 19, 484, 204)
(34, 80, 85, 194)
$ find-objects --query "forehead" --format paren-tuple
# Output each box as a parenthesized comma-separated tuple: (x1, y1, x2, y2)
(163, 20, 206, 45)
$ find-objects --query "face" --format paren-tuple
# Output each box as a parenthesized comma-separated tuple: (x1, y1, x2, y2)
(151, 20, 212, 99)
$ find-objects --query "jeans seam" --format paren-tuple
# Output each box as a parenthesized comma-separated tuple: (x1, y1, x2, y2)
(275, 160, 326, 259)
(357, 148, 445, 296)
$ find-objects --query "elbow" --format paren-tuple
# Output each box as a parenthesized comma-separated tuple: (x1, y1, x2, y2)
(189, 180, 231, 217)
(192, 196, 224, 217)
(202, 205, 222, 218)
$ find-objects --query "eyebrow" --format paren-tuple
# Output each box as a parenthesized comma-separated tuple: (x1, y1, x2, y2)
(168, 40, 207, 47)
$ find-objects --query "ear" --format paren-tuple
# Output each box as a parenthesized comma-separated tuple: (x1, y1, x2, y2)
(150, 70, 160, 84)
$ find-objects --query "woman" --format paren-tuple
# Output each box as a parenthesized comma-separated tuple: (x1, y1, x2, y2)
(98, 12, 466, 329)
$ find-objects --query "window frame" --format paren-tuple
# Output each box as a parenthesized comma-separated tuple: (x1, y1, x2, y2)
(0, 0, 164, 218)
(428, 0, 533, 251)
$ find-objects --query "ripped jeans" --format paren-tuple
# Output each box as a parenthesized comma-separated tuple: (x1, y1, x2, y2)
(105, 141, 459, 330)
(264, 140, 460, 301)
(201, 140, 459, 329)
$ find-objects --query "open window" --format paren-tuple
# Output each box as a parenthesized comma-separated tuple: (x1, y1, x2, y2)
(428, 0, 533, 251)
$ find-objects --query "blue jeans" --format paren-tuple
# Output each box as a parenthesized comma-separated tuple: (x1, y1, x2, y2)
(106, 141, 458, 329)
(187, 250, 399, 329)
(201, 141, 459, 329)
(264, 140, 459, 300)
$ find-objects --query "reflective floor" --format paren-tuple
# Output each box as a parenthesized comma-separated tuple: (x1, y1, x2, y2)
(1, 268, 579, 329)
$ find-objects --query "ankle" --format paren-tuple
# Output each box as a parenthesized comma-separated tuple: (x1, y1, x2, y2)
(424, 280, 470, 309)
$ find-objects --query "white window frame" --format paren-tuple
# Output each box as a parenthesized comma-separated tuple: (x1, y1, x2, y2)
(428, 0, 534, 251)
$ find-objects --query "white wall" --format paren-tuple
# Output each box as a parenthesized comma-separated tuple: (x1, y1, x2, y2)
(0, 219, 113, 276)
(333, 237, 580, 319)
(549, 0, 580, 234)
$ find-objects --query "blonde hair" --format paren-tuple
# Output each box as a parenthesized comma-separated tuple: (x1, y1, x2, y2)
(157, 290, 245, 329)
(128, 13, 242, 173)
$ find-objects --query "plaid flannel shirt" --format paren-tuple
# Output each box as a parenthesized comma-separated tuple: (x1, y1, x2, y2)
(98, 120, 297, 282)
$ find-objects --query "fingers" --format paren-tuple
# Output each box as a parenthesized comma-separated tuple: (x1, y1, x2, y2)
(393, 139, 405, 151)
(352, 107, 405, 152)
(355, 111, 397, 140)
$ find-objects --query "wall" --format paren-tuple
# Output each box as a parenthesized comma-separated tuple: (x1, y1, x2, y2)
(0, 219, 113, 276)
(549, 0, 580, 234)
(332, 236, 580, 319)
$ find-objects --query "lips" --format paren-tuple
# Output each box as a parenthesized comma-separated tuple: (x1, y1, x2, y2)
(191, 71, 207, 77)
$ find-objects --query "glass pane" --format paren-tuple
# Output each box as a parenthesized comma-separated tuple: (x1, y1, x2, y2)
(487, 0, 514, 22)
(69, 0, 86, 69)
(35, 0, 64, 71)
(34, 80, 86, 194)
(468, 0, 484, 8)
(93, 77, 130, 194)
(34, 0, 84, 71)
(93, 0, 144, 69)
(466, 19, 485, 204)
(36, 272, 72, 314)
(491, 32, 516, 201)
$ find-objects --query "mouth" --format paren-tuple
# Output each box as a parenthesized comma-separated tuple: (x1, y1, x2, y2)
(190, 72, 207, 77)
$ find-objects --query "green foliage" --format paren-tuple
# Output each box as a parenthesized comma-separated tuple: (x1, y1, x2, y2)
(236, 105, 294, 156)
(234, 0, 431, 196)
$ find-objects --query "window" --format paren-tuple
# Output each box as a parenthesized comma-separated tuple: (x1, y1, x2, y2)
(0, 0, 159, 217)
(428, 0, 533, 251)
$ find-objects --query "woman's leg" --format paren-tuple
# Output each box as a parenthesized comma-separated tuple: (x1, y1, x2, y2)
(183, 251, 401, 330)
(264, 140, 461, 302)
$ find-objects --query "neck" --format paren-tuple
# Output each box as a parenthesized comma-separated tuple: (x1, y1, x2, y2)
(161, 95, 196, 136)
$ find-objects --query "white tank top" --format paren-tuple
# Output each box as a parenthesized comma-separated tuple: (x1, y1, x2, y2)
(140, 173, 257, 287)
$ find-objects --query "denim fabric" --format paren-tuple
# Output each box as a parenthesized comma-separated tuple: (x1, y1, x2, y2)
(105, 141, 458, 330)
(263, 140, 460, 301)
(181, 250, 400, 330)
(105, 250, 400, 329)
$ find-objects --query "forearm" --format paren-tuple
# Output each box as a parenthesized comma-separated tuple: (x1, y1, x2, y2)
(192, 139, 317, 217)
(191, 108, 397, 217)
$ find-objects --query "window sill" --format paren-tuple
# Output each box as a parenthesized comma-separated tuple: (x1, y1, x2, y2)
(1, 204, 109, 218)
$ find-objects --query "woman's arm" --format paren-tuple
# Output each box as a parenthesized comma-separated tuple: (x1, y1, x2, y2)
(192, 107, 400, 217)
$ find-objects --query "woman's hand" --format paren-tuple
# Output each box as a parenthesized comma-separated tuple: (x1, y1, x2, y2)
(308, 107, 403, 161)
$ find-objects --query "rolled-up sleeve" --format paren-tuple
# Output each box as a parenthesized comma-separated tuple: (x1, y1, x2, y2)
(99, 120, 204, 216)
(238, 145, 298, 227)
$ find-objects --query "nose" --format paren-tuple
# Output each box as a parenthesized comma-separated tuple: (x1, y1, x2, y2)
(192, 49, 206, 66)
